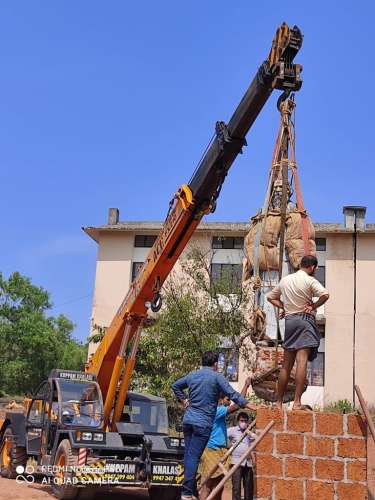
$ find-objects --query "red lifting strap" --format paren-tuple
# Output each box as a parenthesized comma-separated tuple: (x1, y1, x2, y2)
(289, 124, 310, 255)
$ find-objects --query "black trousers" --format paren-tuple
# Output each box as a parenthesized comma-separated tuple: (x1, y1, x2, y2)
(231, 465, 254, 500)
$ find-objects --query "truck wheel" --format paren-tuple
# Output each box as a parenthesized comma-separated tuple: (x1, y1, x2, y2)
(149, 486, 181, 500)
(0, 427, 27, 479)
(52, 439, 79, 500)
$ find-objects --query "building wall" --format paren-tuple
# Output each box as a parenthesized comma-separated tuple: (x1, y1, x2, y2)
(355, 234, 375, 406)
(324, 232, 375, 406)
(87, 226, 375, 406)
(324, 234, 354, 404)
(89, 232, 134, 356)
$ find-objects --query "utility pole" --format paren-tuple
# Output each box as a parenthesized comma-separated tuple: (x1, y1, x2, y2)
(343, 206, 366, 406)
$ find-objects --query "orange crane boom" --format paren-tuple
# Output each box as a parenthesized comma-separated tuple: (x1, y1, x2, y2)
(86, 22, 304, 430)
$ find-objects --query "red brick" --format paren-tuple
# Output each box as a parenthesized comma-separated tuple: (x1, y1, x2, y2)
(285, 457, 313, 478)
(316, 413, 343, 435)
(255, 476, 273, 497)
(256, 407, 284, 431)
(315, 459, 344, 480)
(338, 437, 366, 458)
(307, 480, 335, 500)
(306, 436, 335, 457)
(347, 460, 367, 481)
(256, 455, 282, 476)
(337, 482, 368, 500)
(287, 410, 313, 433)
(275, 479, 304, 500)
(276, 433, 304, 454)
(256, 433, 273, 453)
(347, 414, 367, 437)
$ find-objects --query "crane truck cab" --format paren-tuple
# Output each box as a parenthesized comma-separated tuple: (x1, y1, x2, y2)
(0, 369, 184, 500)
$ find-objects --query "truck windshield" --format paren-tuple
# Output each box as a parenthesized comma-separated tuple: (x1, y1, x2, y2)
(58, 380, 103, 427)
(126, 399, 168, 435)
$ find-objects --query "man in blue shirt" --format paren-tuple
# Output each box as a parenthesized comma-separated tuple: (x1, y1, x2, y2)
(172, 352, 257, 500)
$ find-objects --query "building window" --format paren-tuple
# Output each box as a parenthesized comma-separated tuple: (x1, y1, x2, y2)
(212, 236, 244, 249)
(315, 266, 326, 287)
(218, 350, 239, 382)
(316, 238, 326, 251)
(307, 352, 324, 386)
(134, 235, 157, 248)
(132, 262, 144, 282)
(210, 263, 243, 292)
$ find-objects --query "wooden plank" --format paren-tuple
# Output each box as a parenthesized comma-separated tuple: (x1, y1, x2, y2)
(198, 419, 256, 491)
(206, 420, 274, 500)
(355, 385, 375, 442)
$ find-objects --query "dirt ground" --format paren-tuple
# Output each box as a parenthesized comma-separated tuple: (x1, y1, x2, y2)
(0, 478, 149, 499)
(0, 477, 232, 499)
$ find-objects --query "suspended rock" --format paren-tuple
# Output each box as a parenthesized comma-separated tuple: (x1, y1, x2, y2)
(251, 346, 308, 402)
(251, 367, 307, 403)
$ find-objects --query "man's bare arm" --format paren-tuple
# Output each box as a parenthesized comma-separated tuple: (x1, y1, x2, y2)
(267, 296, 285, 313)
(227, 377, 252, 414)
(304, 293, 329, 313)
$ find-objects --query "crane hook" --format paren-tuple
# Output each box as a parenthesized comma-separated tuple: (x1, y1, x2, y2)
(277, 89, 292, 112)
(150, 292, 162, 313)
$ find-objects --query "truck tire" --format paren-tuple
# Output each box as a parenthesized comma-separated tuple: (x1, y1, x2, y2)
(149, 486, 181, 500)
(52, 439, 80, 500)
(0, 426, 27, 479)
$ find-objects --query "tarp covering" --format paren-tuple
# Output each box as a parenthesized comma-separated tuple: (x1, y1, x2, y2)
(244, 210, 281, 274)
(244, 208, 316, 274)
(285, 210, 316, 269)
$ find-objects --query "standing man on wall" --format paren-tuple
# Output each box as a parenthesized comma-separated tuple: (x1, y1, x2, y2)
(171, 351, 257, 500)
(267, 255, 329, 410)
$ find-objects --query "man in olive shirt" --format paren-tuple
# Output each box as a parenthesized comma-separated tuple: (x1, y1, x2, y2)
(267, 255, 329, 410)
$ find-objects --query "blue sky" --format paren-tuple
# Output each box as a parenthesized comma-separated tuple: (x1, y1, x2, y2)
(1, 1, 374, 342)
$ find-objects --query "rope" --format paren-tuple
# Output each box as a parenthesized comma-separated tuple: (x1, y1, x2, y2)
(246, 94, 311, 354)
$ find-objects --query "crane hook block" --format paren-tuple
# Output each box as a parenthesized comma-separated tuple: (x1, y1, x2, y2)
(151, 293, 162, 313)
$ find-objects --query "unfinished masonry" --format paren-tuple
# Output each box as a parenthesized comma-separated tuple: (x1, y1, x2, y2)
(255, 408, 368, 499)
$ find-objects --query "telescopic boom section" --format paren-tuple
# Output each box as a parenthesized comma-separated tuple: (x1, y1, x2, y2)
(86, 22, 303, 429)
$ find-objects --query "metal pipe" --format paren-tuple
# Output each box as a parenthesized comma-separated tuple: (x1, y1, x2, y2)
(111, 326, 143, 429)
(103, 355, 124, 427)
(352, 220, 357, 405)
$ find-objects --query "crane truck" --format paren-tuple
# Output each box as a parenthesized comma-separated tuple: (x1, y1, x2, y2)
(0, 23, 303, 499)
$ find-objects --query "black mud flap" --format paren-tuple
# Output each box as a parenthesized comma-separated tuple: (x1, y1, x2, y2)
(3, 413, 26, 447)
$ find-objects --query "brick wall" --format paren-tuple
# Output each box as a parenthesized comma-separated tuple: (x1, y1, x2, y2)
(255, 408, 368, 499)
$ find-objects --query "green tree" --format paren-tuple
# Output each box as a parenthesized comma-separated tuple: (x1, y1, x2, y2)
(0, 272, 87, 395)
(131, 247, 255, 409)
